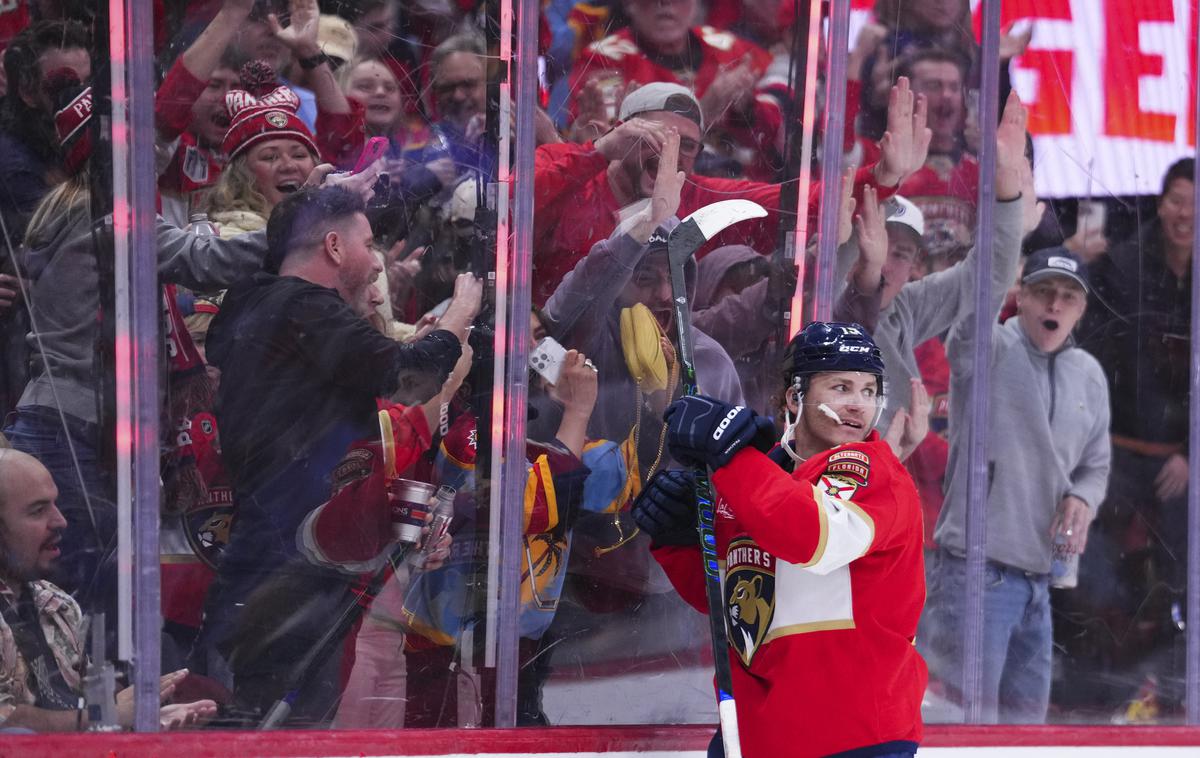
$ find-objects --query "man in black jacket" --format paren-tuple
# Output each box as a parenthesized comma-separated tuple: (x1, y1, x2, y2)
(197, 186, 480, 723)
(1077, 157, 1193, 713)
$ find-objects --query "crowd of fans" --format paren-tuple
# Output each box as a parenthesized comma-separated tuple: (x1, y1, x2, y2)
(0, 0, 1191, 733)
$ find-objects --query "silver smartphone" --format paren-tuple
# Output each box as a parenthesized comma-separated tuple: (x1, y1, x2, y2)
(529, 336, 568, 385)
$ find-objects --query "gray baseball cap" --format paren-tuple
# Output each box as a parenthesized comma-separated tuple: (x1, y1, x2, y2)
(618, 82, 704, 131)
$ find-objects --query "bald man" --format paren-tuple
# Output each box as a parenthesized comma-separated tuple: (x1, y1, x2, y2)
(0, 450, 215, 731)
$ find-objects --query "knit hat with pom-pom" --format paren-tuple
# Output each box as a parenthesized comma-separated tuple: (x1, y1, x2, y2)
(221, 60, 319, 161)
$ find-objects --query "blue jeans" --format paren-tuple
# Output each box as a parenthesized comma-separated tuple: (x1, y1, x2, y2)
(918, 549, 1052, 723)
(4, 406, 117, 621)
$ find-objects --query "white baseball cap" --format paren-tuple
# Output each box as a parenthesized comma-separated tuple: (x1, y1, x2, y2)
(882, 194, 925, 238)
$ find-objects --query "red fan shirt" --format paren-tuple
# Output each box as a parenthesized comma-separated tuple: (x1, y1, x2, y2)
(532, 141, 891, 306)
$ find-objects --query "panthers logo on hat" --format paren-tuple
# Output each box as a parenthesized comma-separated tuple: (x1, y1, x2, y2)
(265, 111, 290, 128)
(725, 536, 776, 667)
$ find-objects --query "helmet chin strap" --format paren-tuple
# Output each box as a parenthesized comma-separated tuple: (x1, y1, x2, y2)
(779, 405, 805, 463)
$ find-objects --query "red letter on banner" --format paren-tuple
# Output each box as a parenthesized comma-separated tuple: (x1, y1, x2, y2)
(1190, 1, 1197, 147)
(972, 0, 1076, 137)
(1022, 50, 1075, 135)
(1103, 0, 1176, 142)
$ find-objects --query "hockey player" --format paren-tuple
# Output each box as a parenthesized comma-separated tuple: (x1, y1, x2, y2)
(636, 322, 927, 757)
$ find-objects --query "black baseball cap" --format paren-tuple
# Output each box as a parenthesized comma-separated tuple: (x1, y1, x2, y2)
(1021, 247, 1088, 293)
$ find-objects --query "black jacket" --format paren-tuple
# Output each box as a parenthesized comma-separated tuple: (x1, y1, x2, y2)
(1080, 224, 1191, 446)
(207, 272, 460, 496)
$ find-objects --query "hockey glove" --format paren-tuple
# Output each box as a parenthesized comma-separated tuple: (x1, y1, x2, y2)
(632, 469, 699, 547)
(663, 395, 776, 471)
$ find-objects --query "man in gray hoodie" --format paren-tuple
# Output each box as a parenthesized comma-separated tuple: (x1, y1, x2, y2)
(834, 90, 1038, 431)
(920, 246, 1111, 723)
(542, 129, 744, 468)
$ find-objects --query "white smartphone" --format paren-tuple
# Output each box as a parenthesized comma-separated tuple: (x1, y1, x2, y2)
(529, 336, 568, 385)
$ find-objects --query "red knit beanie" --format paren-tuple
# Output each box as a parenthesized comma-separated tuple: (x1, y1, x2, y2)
(221, 60, 319, 161)
(49, 69, 93, 176)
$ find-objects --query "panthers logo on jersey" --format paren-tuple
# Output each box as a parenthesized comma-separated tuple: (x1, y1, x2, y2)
(182, 486, 235, 569)
(724, 536, 776, 667)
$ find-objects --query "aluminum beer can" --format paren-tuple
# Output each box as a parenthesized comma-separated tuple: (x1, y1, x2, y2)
(389, 478, 436, 544)
(1050, 532, 1079, 589)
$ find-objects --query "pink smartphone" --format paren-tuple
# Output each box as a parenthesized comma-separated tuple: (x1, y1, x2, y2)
(352, 136, 389, 175)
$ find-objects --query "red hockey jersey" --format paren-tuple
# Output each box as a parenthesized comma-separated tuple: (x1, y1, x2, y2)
(653, 434, 927, 757)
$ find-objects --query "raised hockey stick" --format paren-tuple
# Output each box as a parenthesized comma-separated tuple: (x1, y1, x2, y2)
(666, 199, 767, 758)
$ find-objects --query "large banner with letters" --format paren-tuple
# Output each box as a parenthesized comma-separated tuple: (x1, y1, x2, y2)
(850, 0, 1198, 198)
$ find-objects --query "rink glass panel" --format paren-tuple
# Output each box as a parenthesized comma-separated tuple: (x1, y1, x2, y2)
(891, 0, 1199, 727)
(54, 0, 1200, 734)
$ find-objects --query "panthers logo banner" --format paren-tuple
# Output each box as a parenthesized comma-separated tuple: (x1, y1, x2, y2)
(725, 536, 776, 667)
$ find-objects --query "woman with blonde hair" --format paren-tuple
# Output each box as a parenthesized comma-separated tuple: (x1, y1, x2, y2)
(5, 74, 276, 631)
(205, 61, 325, 239)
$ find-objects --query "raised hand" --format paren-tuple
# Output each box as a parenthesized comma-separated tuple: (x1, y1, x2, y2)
(423, 157, 458, 187)
(875, 77, 931, 187)
(836, 167, 858, 246)
(387, 241, 426, 286)
(386, 241, 425, 307)
(1000, 22, 1034, 62)
(699, 56, 757, 127)
(310, 157, 387, 202)
(851, 185, 887, 294)
(547, 349, 600, 417)
(451, 272, 484, 319)
(995, 90, 1029, 201)
(570, 69, 623, 143)
(884, 378, 930, 461)
(269, 0, 321, 58)
(994, 90, 1045, 236)
(594, 116, 672, 162)
(436, 273, 484, 341)
(848, 22, 888, 82)
(648, 127, 685, 225)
